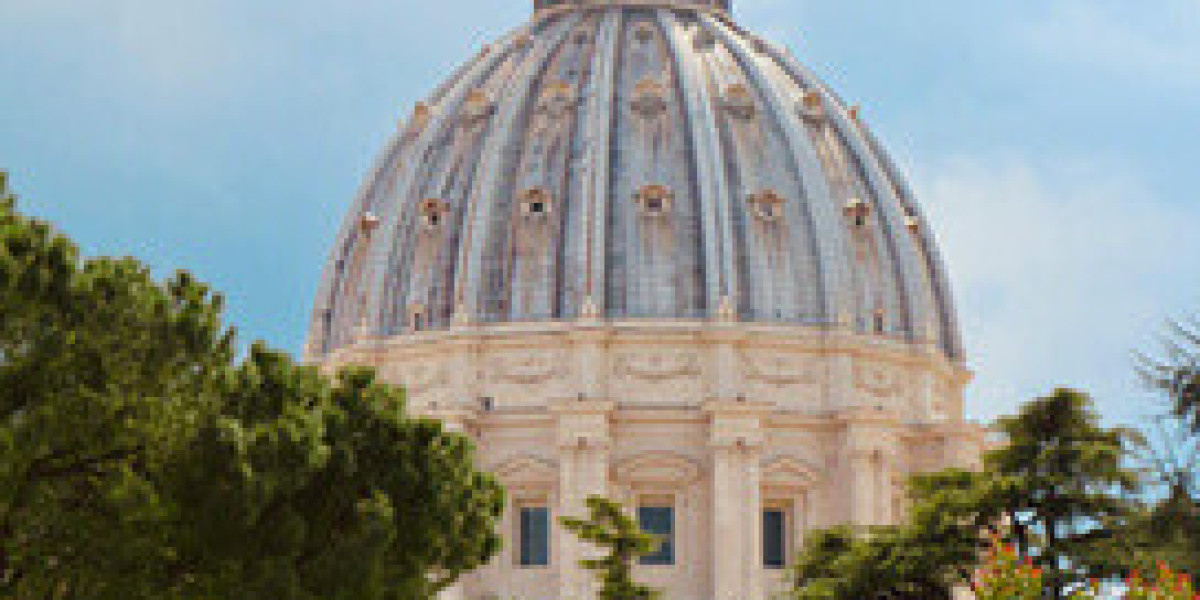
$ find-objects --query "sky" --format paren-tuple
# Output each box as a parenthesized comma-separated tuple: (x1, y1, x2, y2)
(1, 0, 1197, 425)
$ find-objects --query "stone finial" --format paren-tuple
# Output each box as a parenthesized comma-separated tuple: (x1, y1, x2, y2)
(717, 294, 738, 322)
(580, 295, 602, 320)
(452, 301, 472, 327)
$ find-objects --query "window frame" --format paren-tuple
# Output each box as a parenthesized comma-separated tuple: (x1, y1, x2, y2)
(636, 497, 676, 567)
(762, 505, 789, 569)
(516, 501, 551, 568)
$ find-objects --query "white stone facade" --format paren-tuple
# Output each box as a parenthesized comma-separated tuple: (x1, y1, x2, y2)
(319, 318, 986, 600)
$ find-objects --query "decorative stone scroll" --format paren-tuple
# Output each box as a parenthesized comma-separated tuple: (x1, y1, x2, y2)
(489, 349, 568, 384)
(615, 452, 702, 487)
(492, 455, 558, 489)
(615, 350, 701, 381)
(761, 455, 820, 491)
(853, 361, 906, 399)
(384, 359, 448, 395)
(738, 350, 818, 386)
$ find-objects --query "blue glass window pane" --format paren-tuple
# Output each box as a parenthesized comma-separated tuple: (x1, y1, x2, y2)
(763, 509, 787, 568)
(520, 506, 550, 566)
(638, 505, 675, 565)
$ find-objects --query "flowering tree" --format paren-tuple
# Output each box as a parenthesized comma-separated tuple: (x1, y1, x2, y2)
(1120, 563, 1196, 600)
(974, 534, 1198, 600)
(972, 535, 1045, 600)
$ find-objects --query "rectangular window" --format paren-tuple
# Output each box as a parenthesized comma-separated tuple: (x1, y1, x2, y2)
(763, 508, 787, 569)
(519, 505, 550, 567)
(638, 504, 675, 566)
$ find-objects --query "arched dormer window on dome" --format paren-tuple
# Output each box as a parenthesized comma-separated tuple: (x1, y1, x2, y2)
(419, 198, 450, 230)
(747, 190, 785, 222)
(518, 188, 554, 219)
(635, 184, 673, 217)
(843, 198, 871, 229)
(460, 89, 495, 127)
(536, 81, 575, 118)
(631, 78, 668, 118)
(722, 84, 757, 120)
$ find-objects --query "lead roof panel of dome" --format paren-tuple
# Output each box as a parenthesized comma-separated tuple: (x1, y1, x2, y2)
(308, 0, 964, 361)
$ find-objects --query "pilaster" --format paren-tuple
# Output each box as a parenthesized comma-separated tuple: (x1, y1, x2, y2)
(705, 398, 770, 600)
(550, 398, 614, 599)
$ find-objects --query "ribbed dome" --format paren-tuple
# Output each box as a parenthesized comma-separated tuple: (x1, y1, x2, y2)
(308, 2, 963, 360)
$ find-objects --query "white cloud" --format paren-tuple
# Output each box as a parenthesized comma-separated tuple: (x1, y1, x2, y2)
(915, 155, 1200, 423)
(1018, 0, 1200, 91)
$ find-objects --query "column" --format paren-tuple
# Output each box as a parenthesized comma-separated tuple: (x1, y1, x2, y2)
(551, 399, 614, 600)
(705, 399, 769, 600)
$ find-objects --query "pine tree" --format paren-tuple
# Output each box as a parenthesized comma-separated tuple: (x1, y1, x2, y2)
(561, 496, 661, 600)
(0, 175, 504, 599)
(790, 389, 1138, 600)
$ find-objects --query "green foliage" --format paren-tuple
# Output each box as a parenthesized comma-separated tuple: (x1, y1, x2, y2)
(985, 389, 1138, 597)
(790, 388, 1138, 600)
(561, 496, 661, 600)
(1145, 319, 1200, 433)
(0, 178, 503, 599)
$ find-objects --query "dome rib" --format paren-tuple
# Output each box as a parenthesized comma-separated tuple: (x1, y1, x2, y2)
(661, 9, 734, 311)
(456, 13, 583, 324)
(703, 14, 847, 325)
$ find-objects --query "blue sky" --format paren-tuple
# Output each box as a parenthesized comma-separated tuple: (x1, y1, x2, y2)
(1, 0, 1197, 425)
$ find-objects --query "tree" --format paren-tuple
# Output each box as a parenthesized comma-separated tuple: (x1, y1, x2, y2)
(790, 470, 988, 600)
(790, 388, 1138, 600)
(1121, 321, 1200, 577)
(1144, 319, 1200, 432)
(561, 496, 660, 600)
(1, 171, 235, 597)
(156, 349, 505, 600)
(984, 389, 1138, 598)
(0, 175, 504, 599)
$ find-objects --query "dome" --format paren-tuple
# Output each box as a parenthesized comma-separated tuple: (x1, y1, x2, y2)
(307, 0, 962, 362)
